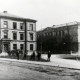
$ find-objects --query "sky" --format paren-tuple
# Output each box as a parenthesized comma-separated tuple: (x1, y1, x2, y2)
(0, 0, 80, 30)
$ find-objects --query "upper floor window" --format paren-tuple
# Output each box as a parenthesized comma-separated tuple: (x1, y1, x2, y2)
(59, 31, 61, 37)
(43, 33, 45, 36)
(49, 32, 52, 36)
(13, 22, 17, 29)
(53, 32, 54, 36)
(30, 33, 33, 40)
(20, 33, 24, 40)
(13, 44, 17, 50)
(47, 33, 49, 36)
(30, 44, 33, 50)
(4, 32, 8, 39)
(13, 33, 17, 40)
(55, 32, 57, 36)
(4, 21, 8, 28)
(30, 24, 33, 30)
(64, 30, 68, 34)
(20, 23, 24, 30)
(62, 31, 64, 35)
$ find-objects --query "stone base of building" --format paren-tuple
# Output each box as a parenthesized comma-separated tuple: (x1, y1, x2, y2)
(0, 52, 8, 56)
(27, 51, 37, 56)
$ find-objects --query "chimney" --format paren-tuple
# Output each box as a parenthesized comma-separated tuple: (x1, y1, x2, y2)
(3, 11, 7, 13)
(52, 25, 55, 28)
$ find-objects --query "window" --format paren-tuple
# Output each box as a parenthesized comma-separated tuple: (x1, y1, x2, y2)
(43, 33, 45, 36)
(59, 31, 61, 37)
(62, 31, 64, 35)
(20, 44, 24, 50)
(64, 30, 68, 34)
(4, 21, 8, 28)
(55, 32, 57, 36)
(57, 31, 59, 36)
(49, 32, 52, 36)
(13, 33, 17, 40)
(13, 44, 17, 50)
(47, 33, 49, 36)
(13, 22, 17, 29)
(61, 31, 62, 37)
(30, 44, 33, 50)
(30, 24, 33, 30)
(20, 33, 24, 40)
(37, 35, 39, 38)
(4, 32, 8, 38)
(20, 23, 24, 30)
(53, 32, 54, 36)
(30, 33, 33, 40)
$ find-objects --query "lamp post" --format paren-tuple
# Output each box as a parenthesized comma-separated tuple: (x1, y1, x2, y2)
(41, 32, 42, 54)
(1, 38, 3, 52)
(41, 26, 43, 54)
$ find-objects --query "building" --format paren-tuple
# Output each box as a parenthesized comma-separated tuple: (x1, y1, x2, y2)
(0, 11, 37, 55)
(37, 22, 80, 54)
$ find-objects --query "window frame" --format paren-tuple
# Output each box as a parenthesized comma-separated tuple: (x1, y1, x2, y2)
(30, 33, 33, 40)
(30, 24, 33, 31)
(4, 21, 8, 28)
(13, 22, 17, 29)
(30, 44, 33, 50)
(13, 33, 17, 40)
(20, 33, 24, 40)
(13, 44, 17, 50)
(20, 23, 24, 30)
(20, 44, 24, 50)
(4, 32, 8, 39)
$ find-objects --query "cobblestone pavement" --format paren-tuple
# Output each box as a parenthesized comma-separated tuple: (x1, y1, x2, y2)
(0, 60, 80, 80)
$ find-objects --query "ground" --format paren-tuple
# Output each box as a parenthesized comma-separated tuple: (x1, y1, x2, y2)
(0, 60, 80, 80)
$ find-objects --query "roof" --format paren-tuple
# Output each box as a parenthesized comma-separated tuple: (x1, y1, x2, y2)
(0, 12, 37, 22)
(37, 21, 79, 32)
(37, 27, 54, 32)
(53, 21, 78, 28)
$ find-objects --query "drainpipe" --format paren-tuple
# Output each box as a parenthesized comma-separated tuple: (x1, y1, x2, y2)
(24, 20, 27, 54)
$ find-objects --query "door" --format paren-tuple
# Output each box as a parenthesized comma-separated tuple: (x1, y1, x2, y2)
(4, 44, 9, 52)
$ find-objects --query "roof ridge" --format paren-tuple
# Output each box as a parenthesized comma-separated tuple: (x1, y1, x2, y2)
(0, 12, 37, 22)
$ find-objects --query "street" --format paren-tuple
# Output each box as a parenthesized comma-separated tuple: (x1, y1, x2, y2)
(0, 60, 79, 80)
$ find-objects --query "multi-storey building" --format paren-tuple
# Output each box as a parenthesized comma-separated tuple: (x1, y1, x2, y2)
(37, 22, 80, 54)
(0, 11, 37, 55)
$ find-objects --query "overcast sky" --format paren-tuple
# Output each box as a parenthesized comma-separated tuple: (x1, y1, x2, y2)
(0, 0, 80, 30)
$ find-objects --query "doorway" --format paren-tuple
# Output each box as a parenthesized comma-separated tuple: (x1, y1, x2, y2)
(4, 44, 9, 52)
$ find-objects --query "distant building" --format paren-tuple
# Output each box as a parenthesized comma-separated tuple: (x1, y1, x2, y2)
(37, 22, 80, 54)
(0, 11, 37, 54)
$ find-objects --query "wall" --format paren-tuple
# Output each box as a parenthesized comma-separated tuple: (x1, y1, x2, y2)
(0, 18, 25, 52)
(37, 22, 79, 54)
(26, 21, 37, 54)
(78, 23, 80, 54)
(0, 18, 37, 54)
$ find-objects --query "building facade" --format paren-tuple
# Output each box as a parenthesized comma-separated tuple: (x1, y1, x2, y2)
(37, 22, 80, 54)
(0, 11, 37, 55)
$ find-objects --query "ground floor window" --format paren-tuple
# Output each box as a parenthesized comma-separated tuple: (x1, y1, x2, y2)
(4, 44, 9, 52)
(13, 44, 17, 50)
(30, 44, 33, 50)
(20, 44, 24, 50)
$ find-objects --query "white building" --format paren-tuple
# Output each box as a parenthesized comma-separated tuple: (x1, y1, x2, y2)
(0, 11, 37, 55)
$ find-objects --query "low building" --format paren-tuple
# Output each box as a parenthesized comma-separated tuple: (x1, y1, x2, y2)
(0, 11, 37, 55)
(37, 22, 80, 54)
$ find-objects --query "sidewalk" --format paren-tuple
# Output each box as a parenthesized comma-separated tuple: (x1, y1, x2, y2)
(0, 55, 80, 70)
